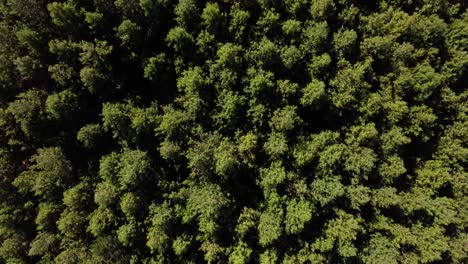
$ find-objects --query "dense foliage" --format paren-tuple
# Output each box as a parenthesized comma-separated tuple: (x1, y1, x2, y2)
(0, 0, 467, 263)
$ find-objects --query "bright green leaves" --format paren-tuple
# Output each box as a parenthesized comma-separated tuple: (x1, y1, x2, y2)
(196, 30, 216, 58)
(408, 104, 437, 141)
(394, 63, 444, 102)
(48, 1, 81, 29)
(368, 191, 464, 263)
(333, 28, 358, 58)
(435, 120, 468, 169)
(96, 145, 152, 251)
(310, 176, 345, 207)
(246, 68, 275, 96)
(49, 39, 79, 59)
(78, 40, 113, 92)
(157, 106, 190, 141)
(35, 202, 60, 231)
(416, 160, 452, 192)
(213, 90, 245, 129)
(166, 26, 194, 54)
(48, 63, 75, 87)
(28, 232, 58, 258)
(228, 3, 250, 41)
(408, 15, 447, 49)
(48, 41, 80, 90)
(0, 234, 28, 263)
(88, 207, 117, 237)
(182, 183, 229, 240)
(237, 132, 258, 166)
(345, 122, 378, 146)
(256, 10, 280, 36)
(247, 102, 269, 128)
(264, 132, 288, 159)
(79, 40, 112, 67)
(175, 66, 207, 117)
(285, 199, 312, 234)
(361, 35, 396, 62)
(80, 67, 105, 89)
(317, 143, 346, 175)
(117, 221, 139, 247)
(214, 137, 239, 177)
(411, 225, 450, 263)
(235, 207, 259, 239)
(201, 2, 224, 34)
(146, 202, 173, 254)
(118, 149, 152, 189)
(378, 155, 406, 185)
(259, 249, 279, 264)
(270, 105, 301, 132)
(346, 185, 371, 210)
(14, 55, 40, 81)
(63, 181, 92, 210)
(8, 89, 47, 138)
(84, 11, 104, 30)
(361, 234, 398, 264)
(447, 12, 468, 50)
(77, 123, 104, 149)
(300, 79, 326, 107)
(120, 192, 140, 219)
(361, 7, 411, 38)
(99, 149, 152, 190)
(330, 59, 371, 109)
(94, 181, 118, 207)
(314, 211, 362, 258)
(229, 241, 252, 264)
(260, 161, 288, 191)
(310, 0, 335, 20)
(144, 53, 167, 81)
(172, 234, 192, 256)
(102, 101, 159, 146)
(174, 0, 198, 28)
(13, 26, 44, 81)
(16, 27, 41, 55)
(197, 30, 216, 55)
(344, 147, 377, 181)
(293, 131, 340, 168)
(371, 187, 400, 208)
(102, 102, 136, 142)
(1, 0, 466, 263)
(159, 139, 182, 161)
(249, 37, 278, 68)
(344, 126, 378, 182)
(186, 133, 219, 176)
(380, 127, 411, 156)
(215, 43, 243, 72)
(57, 209, 87, 239)
(282, 19, 302, 36)
(140, 0, 160, 17)
(258, 204, 283, 246)
(116, 19, 141, 47)
(308, 53, 332, 79)
(45, 89, 78, 121)
(277, 80, 299, 103)
(13, 147, 72, 198)
(301, 21, 329, 54)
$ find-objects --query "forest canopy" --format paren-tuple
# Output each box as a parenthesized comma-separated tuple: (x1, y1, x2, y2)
(0, 0, 467, 263)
